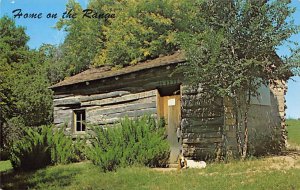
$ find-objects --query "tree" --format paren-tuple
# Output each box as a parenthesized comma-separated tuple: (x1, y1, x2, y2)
(57, 0, 203, 70)
(180, 0, 299, 159)
(0, 16, 53, 152)
(55, 0, 108, 75)
(0, 16, 29, 150)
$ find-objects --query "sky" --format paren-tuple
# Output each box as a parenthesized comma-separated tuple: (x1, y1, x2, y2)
(0, 0, 299, 118)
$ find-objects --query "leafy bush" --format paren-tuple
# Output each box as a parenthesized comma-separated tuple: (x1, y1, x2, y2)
(0, 117, 25, 160)
(87, 116, 169, 172)
(9, 125, 84, 171)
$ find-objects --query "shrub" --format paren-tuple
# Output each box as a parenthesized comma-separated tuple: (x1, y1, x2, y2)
(0, 117, 25, 160)
(9, 125, 84, 171)
(87, 116, 169, 172)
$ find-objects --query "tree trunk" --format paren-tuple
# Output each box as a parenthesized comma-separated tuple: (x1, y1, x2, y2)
(241, 89, 251, 160)
(233, 95, 242, 156)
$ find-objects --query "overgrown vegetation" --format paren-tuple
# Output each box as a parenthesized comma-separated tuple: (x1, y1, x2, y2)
(86, 116, 169, 172)
(0, 17, 53, 156)
(179, 0, 300, 159)
(9, 125, 85, 171)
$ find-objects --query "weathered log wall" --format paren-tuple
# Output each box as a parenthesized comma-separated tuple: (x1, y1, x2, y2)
(53, 90, 157, 136)
(181, 85, 224, 160)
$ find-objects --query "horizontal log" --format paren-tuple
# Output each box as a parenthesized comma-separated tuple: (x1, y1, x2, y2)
(79, 91, 130, 102)
(54, 106, 73, 111)
(86, 96, 156, 111)
(183, 147, 218, 159)
(88, 102, 156, 116)
(182, 132, 222, 139)
(181, 117, 224, 128)
(182, 125, 223, 133)
(82, 90, 156, 106)
(54, 117, 71, 125)
(104, 108, 157, 118)
(182, 137, 222, 144)
(53, 94, 74, 99)
(182, 114, 223, 119)
(88, 114, 157, 125)
(182, 108, 223, 118)
(53, 96, 82, 106)
(88, 108, 157, 123)
(54, 109, 73, 115)
(88, 117, 119, 125)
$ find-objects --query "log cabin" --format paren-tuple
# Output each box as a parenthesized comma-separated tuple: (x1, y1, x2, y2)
(50, 51, 287, 162)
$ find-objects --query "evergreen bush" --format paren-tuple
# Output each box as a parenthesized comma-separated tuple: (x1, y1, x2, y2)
(9, 125, 84, 171)
(87, 116, 169, 172)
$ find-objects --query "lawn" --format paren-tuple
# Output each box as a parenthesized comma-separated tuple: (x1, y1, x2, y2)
(1, 157, 300, 190)
(286, 119, 300, 146)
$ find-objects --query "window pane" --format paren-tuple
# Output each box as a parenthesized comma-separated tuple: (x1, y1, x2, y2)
(82, 111, 86, 121)
(76, 112, 81, 120)
(76, 121, 81, 131)
(82, 123, 86, 131)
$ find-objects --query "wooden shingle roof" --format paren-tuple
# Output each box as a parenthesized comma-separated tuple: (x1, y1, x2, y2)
(50, 51, 185, 89)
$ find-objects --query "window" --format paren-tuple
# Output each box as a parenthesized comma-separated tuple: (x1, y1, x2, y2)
(250, 83, 271, 106)
(74, 110, 86, 132)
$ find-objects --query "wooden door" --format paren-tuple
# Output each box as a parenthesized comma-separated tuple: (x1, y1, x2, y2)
(158, 94, 181, 164)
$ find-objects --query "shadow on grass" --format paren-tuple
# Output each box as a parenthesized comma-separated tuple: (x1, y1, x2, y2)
(0, 164, 84, 190)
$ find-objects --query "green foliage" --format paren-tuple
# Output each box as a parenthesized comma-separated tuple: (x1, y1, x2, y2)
(0, 117, 25, 160)
(56, 0, 203, 70)
(0, 16, 53, 152)
(55, 0, 107, 75)
(9, 125, 84, 171)
(178, 0, 299, 159)
(9, 126, 52, 171)
(0, 16, 29, 129)
(0, 160, 12, 172)
(180, 0, 299, 97)
(56, 0, 299, 73)
(87, 116, 169, 172)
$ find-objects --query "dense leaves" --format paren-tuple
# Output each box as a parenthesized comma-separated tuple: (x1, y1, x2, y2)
(55, 0, 205, 70)
(86, 116, 169, 172)
(9, 125, 84, 171)
(0, 17, 53, 153)
(178, 0, 299, 158)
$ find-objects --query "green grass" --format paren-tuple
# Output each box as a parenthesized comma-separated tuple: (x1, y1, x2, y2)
(286, 119, 300, 146)
(1, 159, 300, 190)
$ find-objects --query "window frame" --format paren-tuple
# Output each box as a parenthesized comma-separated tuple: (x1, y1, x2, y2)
(73, 109, 86, 133)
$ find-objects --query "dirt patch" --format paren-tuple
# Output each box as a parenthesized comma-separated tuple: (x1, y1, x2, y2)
(152, 168, 178, 172)
(265, 150, 300, 170)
